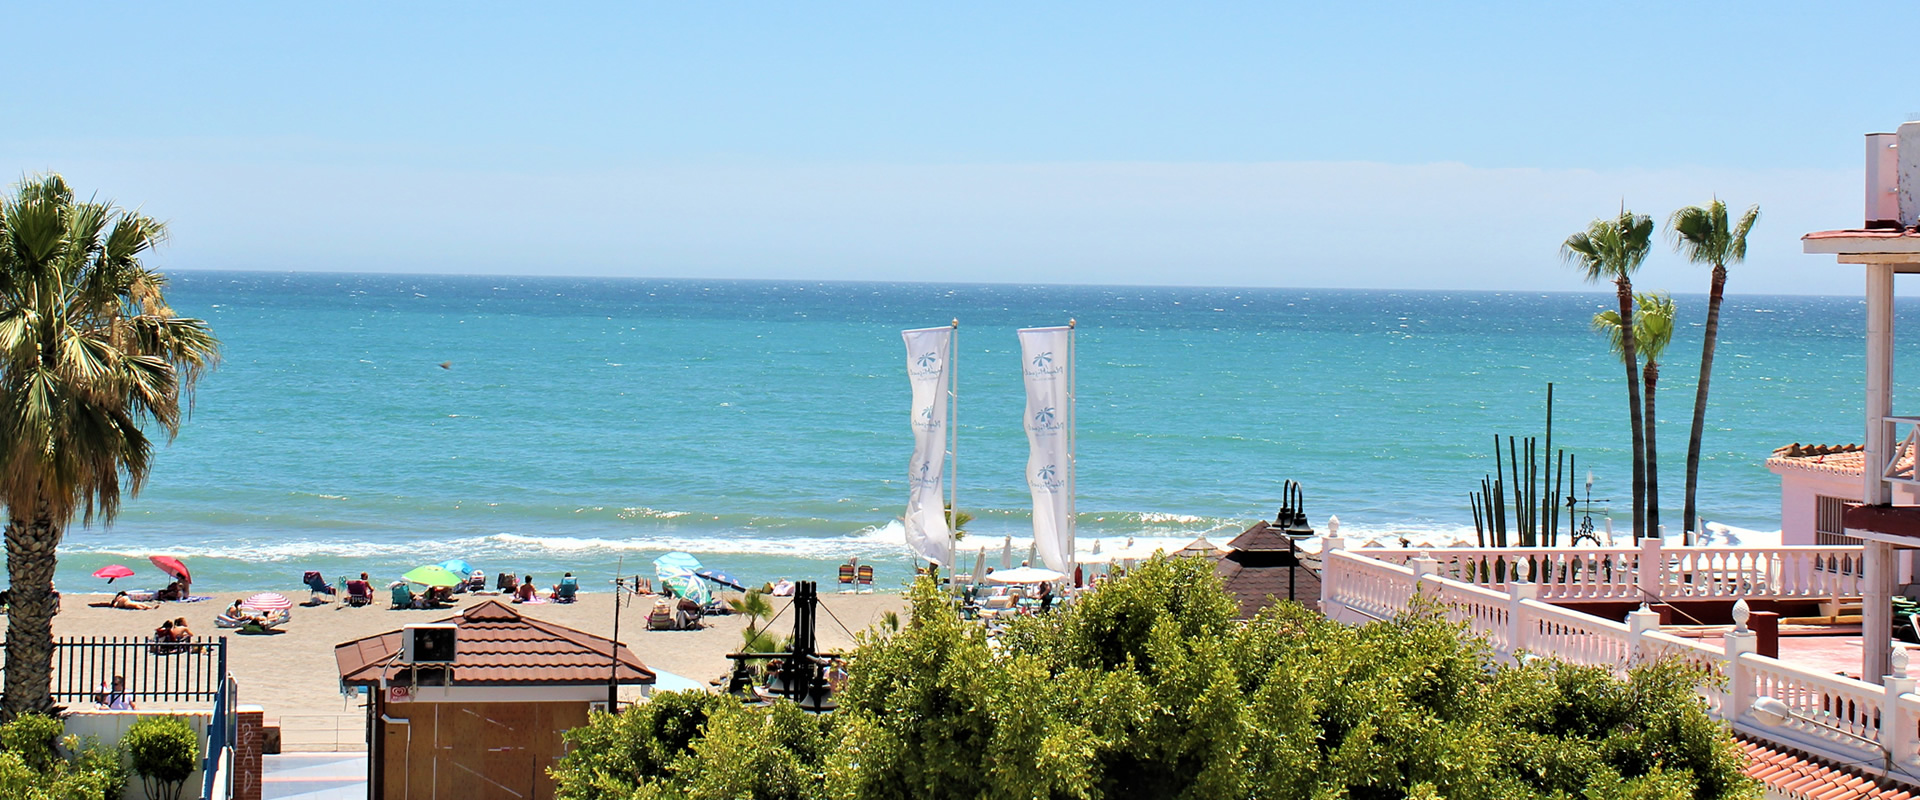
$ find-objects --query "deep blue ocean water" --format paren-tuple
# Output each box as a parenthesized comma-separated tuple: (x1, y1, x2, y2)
(47, 272, 1918, 592)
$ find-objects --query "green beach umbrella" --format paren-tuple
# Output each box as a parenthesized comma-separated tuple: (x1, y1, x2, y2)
(403, 565, 462, 587)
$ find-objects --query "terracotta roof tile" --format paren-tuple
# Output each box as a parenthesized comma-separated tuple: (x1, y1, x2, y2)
(1738, 735, 1918, 799)
(334, 600, 653, 687)
(1767, 441, 1913, 478)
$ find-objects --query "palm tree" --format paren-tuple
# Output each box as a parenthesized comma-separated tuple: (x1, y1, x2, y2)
(1595, 293, 1676, 537)
(0, 174, 218, 715)
(1563, 209, 1655, 540)
(1669, 200, 1759, 539)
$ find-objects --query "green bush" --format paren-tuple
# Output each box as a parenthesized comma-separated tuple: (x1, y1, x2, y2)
(125, 716, 199, 800)
(0, 714, 126, 800)
(555, 557, 1760, 800)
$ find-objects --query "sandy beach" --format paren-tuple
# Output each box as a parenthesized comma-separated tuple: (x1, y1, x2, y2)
(48, 588, 906, 743)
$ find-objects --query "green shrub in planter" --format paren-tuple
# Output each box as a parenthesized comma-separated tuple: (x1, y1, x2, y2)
(124, 716, 199, 800)
(0, 714, 126, 800)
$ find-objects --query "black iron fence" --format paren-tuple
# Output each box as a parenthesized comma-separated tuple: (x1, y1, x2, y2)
(52, 636, 227, 704)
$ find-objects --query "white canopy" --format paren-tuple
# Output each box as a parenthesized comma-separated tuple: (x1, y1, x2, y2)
(987, 566, 1066, 584)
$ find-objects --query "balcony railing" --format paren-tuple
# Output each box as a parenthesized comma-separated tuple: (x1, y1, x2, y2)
(1352, 540, 1864, 604)
(1319, 542, 1916, 782)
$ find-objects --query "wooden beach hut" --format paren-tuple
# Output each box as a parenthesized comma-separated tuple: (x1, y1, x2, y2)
(335, 599, 653, 800)
(1214, 520, 1321, 619)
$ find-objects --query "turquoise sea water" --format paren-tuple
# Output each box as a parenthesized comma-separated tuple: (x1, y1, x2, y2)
(46, 272, 1920, 592)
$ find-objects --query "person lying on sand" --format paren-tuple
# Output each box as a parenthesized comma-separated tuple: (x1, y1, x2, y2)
(110, 591, 157, 611)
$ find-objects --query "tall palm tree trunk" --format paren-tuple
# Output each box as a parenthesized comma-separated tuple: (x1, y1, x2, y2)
(3, 506, 60, 717)
(1643, 359, 1661, 536)
(1683, 264, 1728, 538)
(1617, 279, 1646, 540)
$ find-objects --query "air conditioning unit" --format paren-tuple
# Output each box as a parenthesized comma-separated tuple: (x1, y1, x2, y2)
(402, 624, 457, 664)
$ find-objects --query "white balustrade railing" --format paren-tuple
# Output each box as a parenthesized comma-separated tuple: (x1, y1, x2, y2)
(1354, 540, 1864, 604)
(1319, 539, 1919, 779)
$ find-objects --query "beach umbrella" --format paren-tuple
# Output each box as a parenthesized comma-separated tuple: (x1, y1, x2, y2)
(971, 547, 987, 587)
(1177, 536, 1223, 559)
(1026, 541, 1037, 567)
(149, 555, 190, 585)
(1000, 537, 1012, 570)
(438, 559, 473, 577)
(988, 566, 1066, 584)
(241, 592, 292, 612)
(403, 565, 462, 587)
(695, 568, 746, 591)
(92, 565, 134, 584)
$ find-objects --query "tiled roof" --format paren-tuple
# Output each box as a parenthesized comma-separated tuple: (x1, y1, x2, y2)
(1739, 735, 1918, 799)
(335, 600, 654, 687)
(1766, 442, 1915, 478)
(1215, 555, 1320, 619)
(1226, 520, 1295, 552)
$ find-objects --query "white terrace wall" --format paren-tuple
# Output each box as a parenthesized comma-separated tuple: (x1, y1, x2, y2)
(1319, 541, 1920, 784)
(65, 710, 211, 800)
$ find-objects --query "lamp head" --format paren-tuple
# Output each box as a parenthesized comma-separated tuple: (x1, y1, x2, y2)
(1749, 696, 1793, 727)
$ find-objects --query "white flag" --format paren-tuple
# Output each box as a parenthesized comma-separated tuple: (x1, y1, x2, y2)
(902, 327, 954, 567)
(1019, 326, 1074, 573)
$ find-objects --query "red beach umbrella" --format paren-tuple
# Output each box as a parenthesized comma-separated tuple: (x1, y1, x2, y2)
(148, 555, 191, 584)
(241, 592, 292, 613)
(92, 565, 135, 584)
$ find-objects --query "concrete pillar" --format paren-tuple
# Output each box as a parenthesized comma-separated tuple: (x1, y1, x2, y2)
(1866, 262, 1895, 506)
(1626, 605, 1661, 664)
(235, 706, 264, 800)
(1885, 648, 1917, 765)
(1508, 580, 1537, 658)
(1637, 536, 1664, 601)
(1868, 540, 1897, 684)
(1410, 551, 1439, 592)
(1318, 536, 1345, 611)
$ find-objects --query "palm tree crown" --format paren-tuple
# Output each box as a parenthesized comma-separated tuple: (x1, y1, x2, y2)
(1562, 211, 1656, 284)
(0, 173, 219, 715)
(1669, 201, 1760, 269)
(1593, 292, 1677, 365)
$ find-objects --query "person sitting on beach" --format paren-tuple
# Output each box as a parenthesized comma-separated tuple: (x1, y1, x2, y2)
(155, 580, 183, 602)
(111, 591, 158, 611)
(425, 585, 453, 606)
(169, 617, 193, 639)
(226, 599, 262, 624)
(94, 675, 135, 710)
(771, 578, 794, 597)
(514, 575, 537, 604)
(1038, 582, 1055, 612)
(673, 596, 701, 629)
(468, 570, 487, 593)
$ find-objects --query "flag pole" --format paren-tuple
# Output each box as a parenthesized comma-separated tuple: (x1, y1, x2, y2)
(947, 318, 959, 577)
(1067, 319, 1077, 572)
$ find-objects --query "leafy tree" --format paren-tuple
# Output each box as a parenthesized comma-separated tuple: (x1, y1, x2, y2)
(0, 713, 124, 800)
(1595, 293, 1676, 535)
(1669, 201, 1759, 539)
(554, 557, 1758, 800)
(1563, 210, 1655, 540)
(0, 175, 219, 715)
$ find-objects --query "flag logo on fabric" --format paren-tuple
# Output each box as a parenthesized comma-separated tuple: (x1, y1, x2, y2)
(915, 351, 940, 369)
(1024, 351, 1064, 378)
(911, 459, 941, 488)
(915, 405, 940, 432)
(1030, 407, 1061, 433)
(1032, 463, 1064, 491)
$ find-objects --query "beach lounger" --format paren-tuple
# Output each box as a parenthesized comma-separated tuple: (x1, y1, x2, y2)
(303, 571, 335, 605)
(856, 565, 874, 593)
(838, 564, 856, 593)
(645, 600, 676, 631)
(554, 576, 578, 603)
(216, 609, 290, 634)
(344, 580, 373, 607)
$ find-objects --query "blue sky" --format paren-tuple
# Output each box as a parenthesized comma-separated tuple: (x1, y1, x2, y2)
(2, 2, 1906, 293)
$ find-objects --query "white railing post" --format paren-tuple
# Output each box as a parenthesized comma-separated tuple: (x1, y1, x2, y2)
(1884, 648, 1916, 763)
(1319, 536, 1346, 610)
(1508, 576, 1537, 658)
(1626, 604, 1661, 664)
(1638, 536, 1664, 600)
(1410, 550, 1438, 593)
(1726, 600, 1757, 723)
